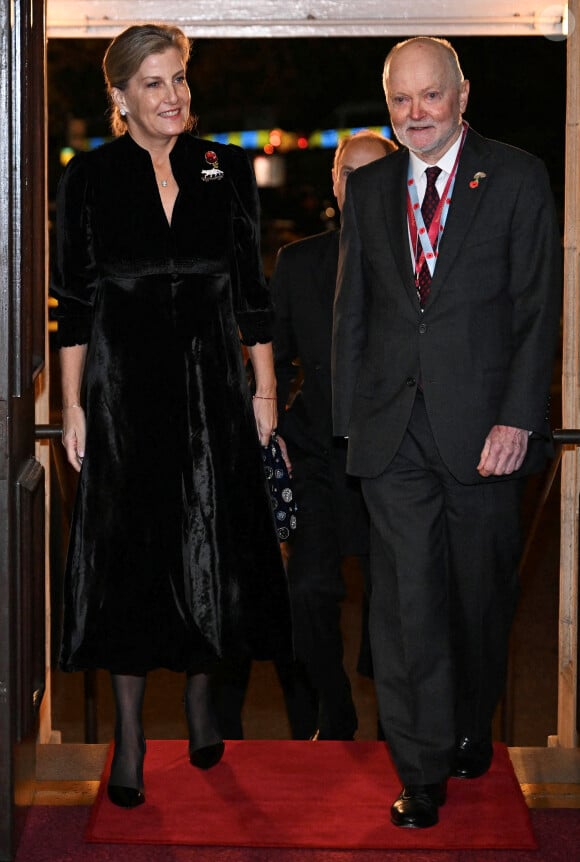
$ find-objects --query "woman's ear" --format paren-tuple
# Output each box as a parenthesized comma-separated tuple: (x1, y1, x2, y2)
(111, 87, 128, 116)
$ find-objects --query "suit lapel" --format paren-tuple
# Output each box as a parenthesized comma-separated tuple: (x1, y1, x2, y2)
(320, 230, 340, 307)
(380, 150, 417, 306)
(425, 129, 493, 305)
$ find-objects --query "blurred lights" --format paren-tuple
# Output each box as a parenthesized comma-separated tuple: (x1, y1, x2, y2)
(60, 146, 76, 166)
(269, 129, 282, 147)
(254, 154, 286, 188)
(318, 129, 339, 148)
(60, 125, 393, 165)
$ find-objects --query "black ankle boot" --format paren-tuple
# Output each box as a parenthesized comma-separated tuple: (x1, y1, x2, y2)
(108, 734, 146, 808)
(109, 673, 147, 807)
(107, 784, 145, 808)
(189, 740, 225, 770)
(184, 671, 224, 770)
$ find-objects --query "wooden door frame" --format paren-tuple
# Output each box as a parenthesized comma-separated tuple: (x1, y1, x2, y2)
(0, 1, 47, 859)
(0, 7, 577, 861)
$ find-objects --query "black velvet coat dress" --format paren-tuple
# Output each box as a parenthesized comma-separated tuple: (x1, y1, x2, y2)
(51, 132, 292, 675)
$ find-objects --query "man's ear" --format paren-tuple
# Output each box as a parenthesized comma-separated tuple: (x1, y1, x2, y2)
(459, 79, 470, 114)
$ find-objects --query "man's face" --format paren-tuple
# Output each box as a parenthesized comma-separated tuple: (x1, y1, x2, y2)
(332, 139, 390, 212)
(385, 42, 469, 164)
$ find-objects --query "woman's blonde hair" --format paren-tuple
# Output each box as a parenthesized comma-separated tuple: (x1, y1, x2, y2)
(103, 23, 193, 136)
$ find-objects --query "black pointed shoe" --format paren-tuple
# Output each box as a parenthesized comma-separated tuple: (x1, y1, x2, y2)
(451, 735, 493, 779)
(189, 740, 225, 770)
(107, 784, 145, 808)
(390, 782, 447, 829)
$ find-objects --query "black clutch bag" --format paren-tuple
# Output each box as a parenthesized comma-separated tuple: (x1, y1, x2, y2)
(262, 435, 297, 542)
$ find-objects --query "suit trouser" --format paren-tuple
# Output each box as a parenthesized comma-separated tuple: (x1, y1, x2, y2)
(286, 452, 360, 740)
(211, 653, 319, 740)
(361, 392, 523, 784)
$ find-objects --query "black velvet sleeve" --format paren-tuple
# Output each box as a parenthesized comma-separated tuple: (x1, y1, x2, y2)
(50, 153, 98, 348)
(226, 144, 273, 346)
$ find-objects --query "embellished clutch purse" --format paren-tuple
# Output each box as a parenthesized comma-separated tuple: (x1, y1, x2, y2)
(262, 435, 297, 542)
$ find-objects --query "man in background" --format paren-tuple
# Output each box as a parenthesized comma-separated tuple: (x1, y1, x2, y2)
(271, 130, 397, 740)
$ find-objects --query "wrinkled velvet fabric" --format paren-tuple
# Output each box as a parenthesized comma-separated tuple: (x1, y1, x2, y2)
(51, 133, 292, 674)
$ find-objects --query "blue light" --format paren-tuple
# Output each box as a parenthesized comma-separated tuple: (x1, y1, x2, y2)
(320, 129, 339, 148)
(241, 130, 259, 148)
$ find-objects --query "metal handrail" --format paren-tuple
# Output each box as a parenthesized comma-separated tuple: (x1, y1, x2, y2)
(35, 424, 61, 439)
(552, 429, 580, 444)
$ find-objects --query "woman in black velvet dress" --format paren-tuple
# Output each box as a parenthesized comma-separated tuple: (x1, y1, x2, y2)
(51, 23, 292, 809)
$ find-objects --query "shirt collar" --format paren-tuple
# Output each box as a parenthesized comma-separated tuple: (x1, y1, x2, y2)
(409, 130, 464, 182)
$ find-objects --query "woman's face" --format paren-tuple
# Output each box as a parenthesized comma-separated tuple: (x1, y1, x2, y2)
(113, 47, 191, 147)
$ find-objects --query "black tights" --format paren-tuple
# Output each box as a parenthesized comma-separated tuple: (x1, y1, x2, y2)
(184, 671, 222, 752)
(109, 673, 146, 791)
(109, 670, 221, 789)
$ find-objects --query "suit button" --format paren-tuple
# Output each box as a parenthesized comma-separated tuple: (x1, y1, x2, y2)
(418, 322, 427, 334)
(406, 377, 416, 387)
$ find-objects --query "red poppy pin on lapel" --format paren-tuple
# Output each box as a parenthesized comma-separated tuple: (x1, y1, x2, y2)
(201, 150, 224, 182)
(469, 171, 487, 189)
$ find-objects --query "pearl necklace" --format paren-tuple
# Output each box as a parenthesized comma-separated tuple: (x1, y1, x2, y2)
(160, 179, 168, 188)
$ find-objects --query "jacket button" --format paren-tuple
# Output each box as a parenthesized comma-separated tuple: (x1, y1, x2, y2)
(406, 377, 416, 387)
(418, 322, 427, 334)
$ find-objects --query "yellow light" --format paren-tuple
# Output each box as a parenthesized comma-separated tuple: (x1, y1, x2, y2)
(60, 147, 76, 167)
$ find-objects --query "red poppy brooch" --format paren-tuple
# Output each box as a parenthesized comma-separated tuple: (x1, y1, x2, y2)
(469, 171, 487, 189)
(201, 150, 224, 182)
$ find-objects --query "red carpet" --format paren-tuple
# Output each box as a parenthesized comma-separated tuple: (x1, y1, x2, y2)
(84, 740, 535, 850)
(15, 808, 580, 862)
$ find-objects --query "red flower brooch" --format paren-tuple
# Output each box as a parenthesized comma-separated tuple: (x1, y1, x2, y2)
(469, 171, 487, 189)
(201, 150, 224, 182)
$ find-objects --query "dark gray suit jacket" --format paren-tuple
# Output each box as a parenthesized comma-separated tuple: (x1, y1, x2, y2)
(332, 127, 561, 484)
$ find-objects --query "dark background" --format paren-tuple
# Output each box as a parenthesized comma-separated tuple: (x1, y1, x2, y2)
(47, 34, 567, 746)
(48, 34, 567, 237)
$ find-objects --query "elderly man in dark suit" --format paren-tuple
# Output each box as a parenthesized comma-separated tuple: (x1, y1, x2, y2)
(271, 130, 397, 740)
(332, 37, 561, 827)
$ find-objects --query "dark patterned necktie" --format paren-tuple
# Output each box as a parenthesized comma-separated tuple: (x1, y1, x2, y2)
(416, 166, 442, 306)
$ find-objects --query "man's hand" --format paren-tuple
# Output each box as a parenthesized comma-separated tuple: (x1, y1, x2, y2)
(477, 425, 529, 477)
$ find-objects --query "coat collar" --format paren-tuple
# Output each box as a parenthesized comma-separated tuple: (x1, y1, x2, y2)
(427, 128, 493, 302)
(379, 148, 413, 296)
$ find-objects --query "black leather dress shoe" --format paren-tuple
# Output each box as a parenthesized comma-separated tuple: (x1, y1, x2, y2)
(451, 735, 493, 779)
(107, 784, 145, 808)
(189, 740, 225, 770)
(390, 782, 447, 829)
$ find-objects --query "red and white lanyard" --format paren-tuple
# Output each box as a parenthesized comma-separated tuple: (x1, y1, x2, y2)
(406, 122, 468, 281)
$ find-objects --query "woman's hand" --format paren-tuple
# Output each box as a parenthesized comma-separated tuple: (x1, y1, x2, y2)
(252, 395, 277, 446)
(62, 404, 86, 472)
